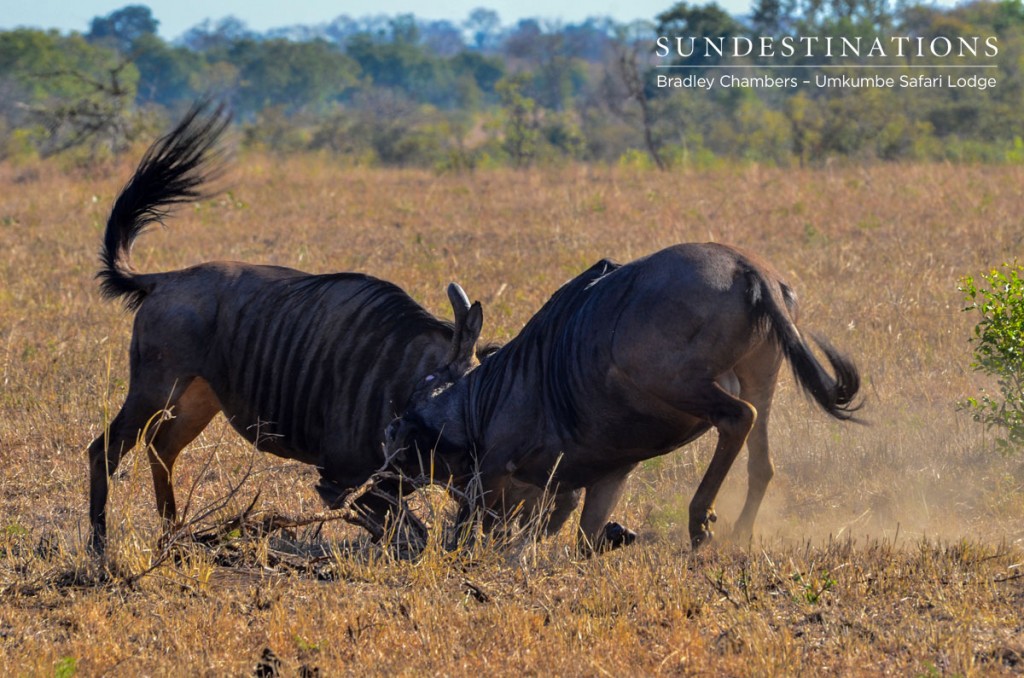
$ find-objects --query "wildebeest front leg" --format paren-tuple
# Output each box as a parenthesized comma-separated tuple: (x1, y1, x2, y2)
(688, 385, 756, 550)
(577, 465, 636, 556)
(543, 488, 582, 537)
(483, 482, 581, 540)
(447, 474, 516, 550)
(317, 474, 403, 542)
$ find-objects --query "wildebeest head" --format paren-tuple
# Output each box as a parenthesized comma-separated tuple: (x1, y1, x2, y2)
(386, 384, 468, 477)
(388, 282, 481, 475)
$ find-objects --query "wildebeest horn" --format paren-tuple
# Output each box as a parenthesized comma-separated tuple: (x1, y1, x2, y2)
(447, 282, 471, 324)
(445, 282, 482, 367)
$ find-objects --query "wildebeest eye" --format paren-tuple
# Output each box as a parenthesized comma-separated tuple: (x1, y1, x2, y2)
(424, 374, 435, 383)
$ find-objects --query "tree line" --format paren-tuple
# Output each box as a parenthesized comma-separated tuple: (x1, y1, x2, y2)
(1, 0, 1023, 167)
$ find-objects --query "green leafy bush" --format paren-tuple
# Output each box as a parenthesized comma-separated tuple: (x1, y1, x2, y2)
(959, 263, 1024, 452)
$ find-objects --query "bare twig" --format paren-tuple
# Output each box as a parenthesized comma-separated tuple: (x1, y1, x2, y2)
(704, 571, 743, 609)
(993, 572, 1024, 584)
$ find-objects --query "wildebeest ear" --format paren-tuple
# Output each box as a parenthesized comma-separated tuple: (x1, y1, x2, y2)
(447, 282, 471, 326)
(448, 300, 483, 367)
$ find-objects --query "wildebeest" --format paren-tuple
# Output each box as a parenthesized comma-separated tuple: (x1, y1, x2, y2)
(87, 101, 483, 553)
(386, 244, 861, 553)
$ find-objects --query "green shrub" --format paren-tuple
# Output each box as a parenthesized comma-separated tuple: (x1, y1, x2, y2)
(959, 263, 1024, 452)
(1006, 136, 1024, 164)
(616, 148, 654, 170)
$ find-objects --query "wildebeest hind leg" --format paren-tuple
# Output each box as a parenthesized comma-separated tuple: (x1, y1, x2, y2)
(730, 421, 771, 543)
(732, 363, 778, 542)
(686, 383, 756, 550)
(88, 376, 220, 554)
(88, 397, 159, 553)
(146, 378, 220, 527)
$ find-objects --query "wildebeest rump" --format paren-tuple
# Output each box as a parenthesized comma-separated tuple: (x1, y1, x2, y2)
(87, 101, 483, 553)
(387, 244, 861, 552)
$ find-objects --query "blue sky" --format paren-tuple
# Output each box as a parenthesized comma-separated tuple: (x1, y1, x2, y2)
(1, 0, 746, 40)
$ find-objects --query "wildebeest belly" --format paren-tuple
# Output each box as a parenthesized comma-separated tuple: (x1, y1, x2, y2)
(214, 398, 324, 466)
(510, 414, 714, 489)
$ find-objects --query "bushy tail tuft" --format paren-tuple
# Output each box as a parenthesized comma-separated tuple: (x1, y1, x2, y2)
(785, 332, 862, 421)
(98, 99, 231, 310)
(748, 269, 863, 422)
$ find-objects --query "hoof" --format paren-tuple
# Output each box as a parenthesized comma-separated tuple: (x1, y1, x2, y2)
(689, 507, 718, 550)
(730, 525, 753, 544)
(603, 521, 637, 550)
(690, 528, 714, 550)
(87, 530, 107, 557)
(315, 479, 347, 509)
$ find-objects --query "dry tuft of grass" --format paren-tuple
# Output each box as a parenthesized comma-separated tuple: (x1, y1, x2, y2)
(1, 156, 1022, 674)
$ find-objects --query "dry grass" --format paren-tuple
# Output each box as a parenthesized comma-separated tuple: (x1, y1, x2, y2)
(1, 155, 1022, 675)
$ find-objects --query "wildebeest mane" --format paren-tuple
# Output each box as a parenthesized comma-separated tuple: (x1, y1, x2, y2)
(467, 259, 620, 438)
(280, 272, 456, 336)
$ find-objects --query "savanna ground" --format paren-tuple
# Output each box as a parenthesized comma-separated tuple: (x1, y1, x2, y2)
(0, 154, 1022, 675)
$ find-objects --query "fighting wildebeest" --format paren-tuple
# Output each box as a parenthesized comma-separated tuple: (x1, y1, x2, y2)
(87, 101, 483, 553)
(386, 244, 861, 553)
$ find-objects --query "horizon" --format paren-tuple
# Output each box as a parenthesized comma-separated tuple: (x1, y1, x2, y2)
(1, 0, 972, 45)
(1, 1, 710, 42)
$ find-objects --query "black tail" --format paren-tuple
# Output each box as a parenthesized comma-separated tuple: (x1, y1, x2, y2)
(748, 269, 862, 421)
(97, 99, 231, 310)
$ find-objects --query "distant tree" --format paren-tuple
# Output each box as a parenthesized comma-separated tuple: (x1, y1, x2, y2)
(656, 2, 746, 69)
(496, 73, 539, 167)
(609, 24, 665, 169)
(345, 21, 457, 106)
(464, 8, 502, 51)
(783, 92, 822, 166)
(497, 21, 585, 110)
(87, 4, 158, 53)
(788, 0, 895, 33)
(535, 38, 588, 111)
(389, 14, 420, 45)
(131, 33, 203, 106)
(419, 20, 466, 57)
(450, 51, 505, 95)
(324, 15, 362, 46)
(347, 87, 436, 164)
(751, 0, 792, 36)
(191, 60, 240, 100)
(561, 18, 618, 61)
(32, 60, 140, 158)
(264, 24, 331, 43)
(181, 16, 254, 53)
(230, 39, 359, 113)
(503, 19, 544, 60)
(0, 29, 141, 158)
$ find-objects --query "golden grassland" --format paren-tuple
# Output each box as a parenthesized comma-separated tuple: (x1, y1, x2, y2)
(0, 154, 1022, 675)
